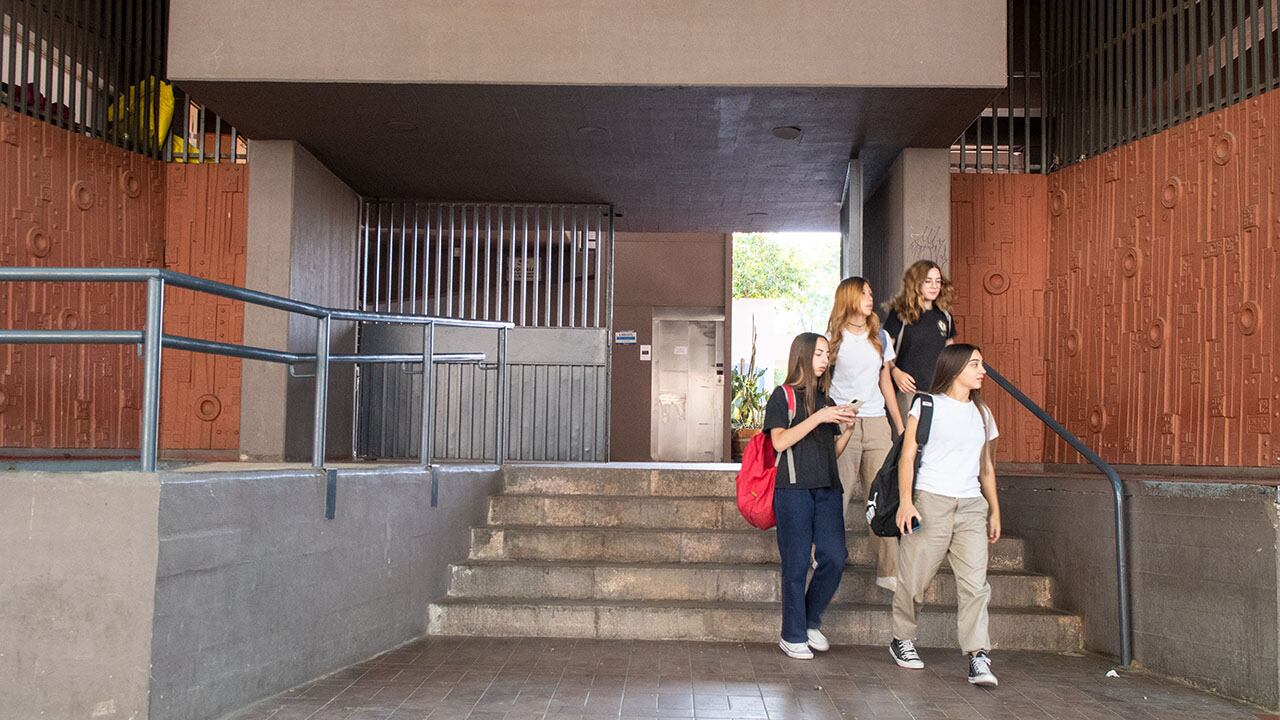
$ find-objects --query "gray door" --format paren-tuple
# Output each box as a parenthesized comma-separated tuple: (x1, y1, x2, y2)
(651, 317, 723, 461)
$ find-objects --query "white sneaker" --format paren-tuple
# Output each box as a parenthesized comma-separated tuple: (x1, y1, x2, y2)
(806, 628, 830, 652)
(779, 638, 814, 659)
(876, 576, 897, 592)
(968, 651, 998, 687)
(890, 638, 925, 669)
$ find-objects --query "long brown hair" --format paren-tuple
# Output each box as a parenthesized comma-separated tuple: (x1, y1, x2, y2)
(929, 343, 992, 468)
(783, 332, 830, 416)
(888, 259, 954, 324)
(825, 276, 883, 367)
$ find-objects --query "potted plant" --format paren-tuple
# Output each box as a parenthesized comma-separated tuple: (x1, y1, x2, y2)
(731, 321, 769, 461)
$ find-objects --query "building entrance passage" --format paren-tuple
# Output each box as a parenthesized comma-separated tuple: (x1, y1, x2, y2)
(650, 309, 724, 461)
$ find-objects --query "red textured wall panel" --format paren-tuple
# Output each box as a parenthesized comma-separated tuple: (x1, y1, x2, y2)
(0, 106, 248, 453)
(0, 108, 163, 450)
(1045, 94, 1280, 467)
(950, 173, 1049, 463)
(160, 163, 247, 451)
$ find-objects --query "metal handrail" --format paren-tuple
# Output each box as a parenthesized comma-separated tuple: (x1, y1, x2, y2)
(984, 363, 1132, 668)
(0, 267, 513, 472)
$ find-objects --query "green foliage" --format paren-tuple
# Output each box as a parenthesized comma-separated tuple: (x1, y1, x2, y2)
(732, 233, 807, 300)
(731, 365, 769, 430)
(732, 232, 841, 333)
(730, 320, 769, 430)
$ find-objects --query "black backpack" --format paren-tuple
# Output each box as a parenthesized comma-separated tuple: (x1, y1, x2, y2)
(865, 393, 935, 538)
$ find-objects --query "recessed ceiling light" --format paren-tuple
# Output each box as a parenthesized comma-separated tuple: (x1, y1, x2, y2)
(771, 126, 803, 141)
(578, 125, 608, 136)
(746, 211, 769, 217)
(387, 120, 417, 132)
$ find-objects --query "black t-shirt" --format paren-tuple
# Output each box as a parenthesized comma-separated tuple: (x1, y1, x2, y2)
(883, 307, 956, 391)
(762, 386, 841, 490)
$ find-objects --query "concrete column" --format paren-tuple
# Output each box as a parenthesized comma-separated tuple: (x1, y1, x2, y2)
(840, 159, 863, 278)
(241, 141, 361, 461)
(863, 148, 952, 300)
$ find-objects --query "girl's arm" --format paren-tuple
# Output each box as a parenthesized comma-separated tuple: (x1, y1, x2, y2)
(770, 403, 854, 453)
(880, 365, 904, 434)
(834, 424, 855, 457)
(979, 438, 1000, 542)
(894, 414, 922, 534)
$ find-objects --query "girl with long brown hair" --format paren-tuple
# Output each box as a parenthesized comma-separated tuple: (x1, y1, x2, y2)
(889, 343, 1001, 687)
(884, 260, 956, 421)
(825, 277, 904, 591)
(763, 332, 858, 659)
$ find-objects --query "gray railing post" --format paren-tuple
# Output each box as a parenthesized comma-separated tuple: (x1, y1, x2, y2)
(418, 322, 435, 466)
(140, 276, 165, 472)
(495, 327, 508, 464)
(984, 363, 1133, 668)
(311, 314, 332, 469)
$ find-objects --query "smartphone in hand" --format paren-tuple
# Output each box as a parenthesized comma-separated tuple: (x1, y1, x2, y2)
(846, 399, 864, 412)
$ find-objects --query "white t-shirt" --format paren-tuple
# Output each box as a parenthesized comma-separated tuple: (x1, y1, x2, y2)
(828, 328, 895, 417)
(909, 394, 999, 498)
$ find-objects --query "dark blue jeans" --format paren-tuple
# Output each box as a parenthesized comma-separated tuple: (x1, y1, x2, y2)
(774, 485, 848, 643)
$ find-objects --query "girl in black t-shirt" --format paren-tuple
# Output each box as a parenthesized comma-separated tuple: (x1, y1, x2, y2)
(883, 260, 957, 422)
(763, 332, 858, 659)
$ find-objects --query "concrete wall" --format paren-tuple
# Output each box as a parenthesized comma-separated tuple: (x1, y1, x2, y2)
(1000, 471, 1280, 708)
(242, 141, 360, 461)
(149, 464, 502, 720)
(170, 1, 1006, 89)
(0, 471, 160, 720)
(864, 148, 952, 302)
(610, 232, 732, 462)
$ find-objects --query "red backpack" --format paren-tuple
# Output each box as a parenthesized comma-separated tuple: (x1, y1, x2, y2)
(735, 385, 796, 530)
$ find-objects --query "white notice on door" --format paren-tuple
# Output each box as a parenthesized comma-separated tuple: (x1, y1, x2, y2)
(673, 346, 688, 355)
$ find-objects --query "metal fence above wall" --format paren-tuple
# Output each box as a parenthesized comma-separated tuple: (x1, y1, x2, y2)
(2, 1, 245, 163)
(359, 201, 614, 329)
(954, 0, 1280, 174)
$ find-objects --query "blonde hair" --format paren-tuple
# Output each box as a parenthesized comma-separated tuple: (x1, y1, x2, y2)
(825, 276, 883, 368)
(888, 260, 954, 324)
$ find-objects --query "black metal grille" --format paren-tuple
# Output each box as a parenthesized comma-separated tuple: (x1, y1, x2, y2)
(954, 0, 1280, 174)
(2, 0, 243, 162)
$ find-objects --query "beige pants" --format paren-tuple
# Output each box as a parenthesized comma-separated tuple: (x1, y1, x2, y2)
(836, 415, 896, 579)
(892, 490, 992, 654)
(896, 390, 915, 426)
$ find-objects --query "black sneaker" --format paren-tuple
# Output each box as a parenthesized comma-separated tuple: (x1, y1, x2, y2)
(889, 638, 924, 669)
(968, 651, 998, 687)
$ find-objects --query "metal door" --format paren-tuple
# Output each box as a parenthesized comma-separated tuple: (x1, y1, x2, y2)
(651, 315, 723, 461)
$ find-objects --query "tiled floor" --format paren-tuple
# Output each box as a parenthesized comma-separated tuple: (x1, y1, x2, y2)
(227, 638, 1271, 720)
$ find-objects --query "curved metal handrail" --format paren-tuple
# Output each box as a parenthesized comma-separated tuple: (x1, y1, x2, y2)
(0, 267, 513, 473)
(984, 362, 1132, 668)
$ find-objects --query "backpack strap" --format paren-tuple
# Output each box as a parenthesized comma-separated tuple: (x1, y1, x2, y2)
(783, 385, 798, 484)
(913, 392, 935, 446)
(941, 308, 954, 338)
(894, 312, 907, 355)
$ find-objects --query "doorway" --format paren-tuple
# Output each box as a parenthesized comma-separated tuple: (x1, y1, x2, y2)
(650, 308, 725, 461)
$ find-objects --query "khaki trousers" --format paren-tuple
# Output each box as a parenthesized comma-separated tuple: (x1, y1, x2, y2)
(896, 390, 915, 426)
(892, 490, 992, 654)
(836, 415, 896, 579)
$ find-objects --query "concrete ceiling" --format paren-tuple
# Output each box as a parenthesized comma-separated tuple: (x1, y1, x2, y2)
(181, 82, 996, 232)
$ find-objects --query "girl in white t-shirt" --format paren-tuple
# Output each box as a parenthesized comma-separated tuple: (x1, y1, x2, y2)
(888, 343, 1002, 688)
(825, 276, 904, 591)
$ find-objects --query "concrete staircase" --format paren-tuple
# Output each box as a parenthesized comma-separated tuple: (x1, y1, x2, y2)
(428, 465, 1082, 650)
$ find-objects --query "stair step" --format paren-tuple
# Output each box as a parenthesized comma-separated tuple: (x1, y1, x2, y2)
(427, 598, 1081, 651)
(489, 494, 777, 530)
(503, 465, 737, 497)
(448, 560, 1056, 608)
(469, 526, 1030, 571)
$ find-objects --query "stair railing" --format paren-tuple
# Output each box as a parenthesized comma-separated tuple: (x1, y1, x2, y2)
(984, 363, 1132, 668)
(0, 267, 513, 472)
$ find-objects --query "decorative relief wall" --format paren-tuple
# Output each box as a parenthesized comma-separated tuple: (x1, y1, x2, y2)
(0, 107, 246, 452)
(160, 164, 247, 451)
(949, 173, 1049, 463)
(1046, 94, 1279, 467)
